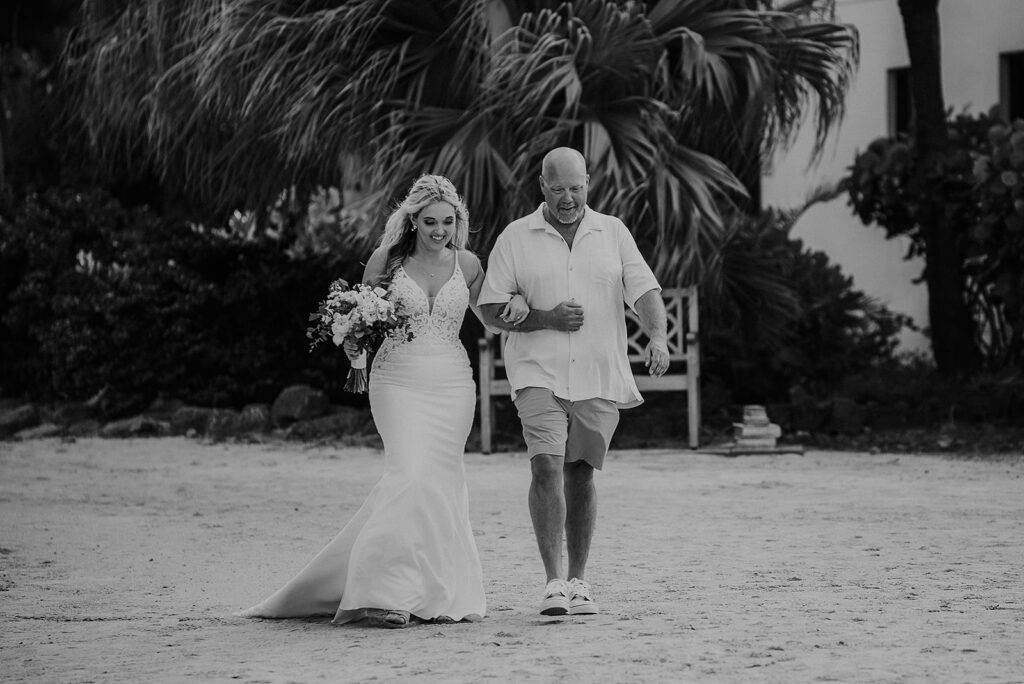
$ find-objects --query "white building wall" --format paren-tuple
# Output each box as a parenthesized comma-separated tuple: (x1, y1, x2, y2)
(761, 0, 1024, 354)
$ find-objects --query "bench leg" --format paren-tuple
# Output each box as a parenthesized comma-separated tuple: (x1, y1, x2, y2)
(688, 383, 700, 449)
(480, 390, 492, 454)
(478, 338, 494, 454)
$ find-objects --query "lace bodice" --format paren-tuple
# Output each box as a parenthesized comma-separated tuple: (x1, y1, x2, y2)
(374, 256, 469, 365)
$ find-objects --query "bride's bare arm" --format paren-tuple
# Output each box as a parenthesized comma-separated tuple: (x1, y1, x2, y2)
(461, 251, 503, 335)
(361, 247, 389, 286)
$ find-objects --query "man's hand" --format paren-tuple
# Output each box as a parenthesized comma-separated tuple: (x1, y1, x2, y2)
(634, 289, 669, 375)
(549, 300, 584, 332)
(644, 338, 670, 376)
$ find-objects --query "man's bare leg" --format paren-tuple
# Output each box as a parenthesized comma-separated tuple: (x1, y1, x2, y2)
(529, 453, 565, 582)
(564, 460, 596, 581)
(563, 459, 598, 614)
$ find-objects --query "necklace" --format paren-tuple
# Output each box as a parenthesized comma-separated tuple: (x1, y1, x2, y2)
(408, 254, 444, 278)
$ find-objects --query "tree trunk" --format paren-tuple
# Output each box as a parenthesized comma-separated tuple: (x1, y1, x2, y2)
(0, 105, 7, 194)
(0, 50, 11, 196)
(897, 0, 980, 375)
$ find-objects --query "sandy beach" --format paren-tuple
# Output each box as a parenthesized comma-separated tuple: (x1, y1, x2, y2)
(1, 437, 1022, 683)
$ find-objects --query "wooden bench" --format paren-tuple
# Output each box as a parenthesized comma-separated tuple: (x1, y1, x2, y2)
(477, 286, 700, 453)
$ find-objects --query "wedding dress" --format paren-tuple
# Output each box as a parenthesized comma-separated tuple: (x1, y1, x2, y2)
(240, 257, 485, 623)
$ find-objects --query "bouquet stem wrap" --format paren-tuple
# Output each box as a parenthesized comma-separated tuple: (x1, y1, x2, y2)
(344, 351, 369, 394)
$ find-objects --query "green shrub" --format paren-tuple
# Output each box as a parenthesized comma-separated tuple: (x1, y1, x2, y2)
(2, 187, 915, 419)
(1, 187, 363, 413)
(700, 209, 912, 406)
(844, 109, 1024, 369)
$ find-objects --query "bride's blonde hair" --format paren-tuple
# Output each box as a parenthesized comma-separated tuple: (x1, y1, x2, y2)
(378, 175, 470, 276)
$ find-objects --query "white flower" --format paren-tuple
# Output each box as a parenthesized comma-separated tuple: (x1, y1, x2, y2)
(309, 277, 410, 352)
(331, 317, 352, 344)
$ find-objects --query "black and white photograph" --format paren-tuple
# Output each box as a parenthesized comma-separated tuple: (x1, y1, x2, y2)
(2, 1, 1022, 682)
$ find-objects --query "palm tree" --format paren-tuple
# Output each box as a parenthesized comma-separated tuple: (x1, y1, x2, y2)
(61, 0, 857, 286)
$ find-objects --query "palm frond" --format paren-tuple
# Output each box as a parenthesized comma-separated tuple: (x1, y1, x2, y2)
(59, 0, 858, 282)
(757, 11, 859, 158)
(482, 3, 750, 281)
(646, 0, 856, 178)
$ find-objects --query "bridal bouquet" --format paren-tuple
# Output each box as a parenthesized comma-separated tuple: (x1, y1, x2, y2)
(307, 279, 412, 393)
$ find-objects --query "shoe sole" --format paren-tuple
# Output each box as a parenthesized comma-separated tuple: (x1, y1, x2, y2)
(539, 599, 570, 616)
(569, 603, 599, 615)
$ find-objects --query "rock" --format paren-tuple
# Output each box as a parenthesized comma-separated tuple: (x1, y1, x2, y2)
(146, 396, 186, 418)
(208, 409, 242, 441)
(238, 404, 271, 434)
(271, 385, 330, 426)
(80, 386, 145, 420)
(66, 420, 101, 437)
(830, 397, 866, 434)
(50, 401, 104, 426)
(287, 408, 372, 440)
(0, 404, 39, 438)
(99, 415, 169, 438)
(15, 423, 63, 440)
(169, 407, 216, 436)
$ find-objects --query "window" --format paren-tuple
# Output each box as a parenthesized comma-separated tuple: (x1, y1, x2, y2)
(1000, 50, 1024, 122)
(887, 67, 913, 138)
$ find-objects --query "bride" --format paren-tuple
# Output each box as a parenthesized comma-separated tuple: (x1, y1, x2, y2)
(240, 175, 528, 628)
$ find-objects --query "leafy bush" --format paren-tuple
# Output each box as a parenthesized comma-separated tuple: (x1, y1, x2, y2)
(1, 186, 914, 421)
(837, 354, 1024, 427)
(700, 208, 912, 406)
(969, 119, 1024, 365)
(1, 187, 363, 413)
(843, 108, 1024, 369)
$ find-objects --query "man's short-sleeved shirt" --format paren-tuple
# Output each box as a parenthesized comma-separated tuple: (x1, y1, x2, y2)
(478, 204, 661, 408)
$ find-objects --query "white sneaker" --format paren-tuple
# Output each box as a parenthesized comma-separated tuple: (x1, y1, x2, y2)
(568, 577, 598, 615)
(539, 579, 570, 616)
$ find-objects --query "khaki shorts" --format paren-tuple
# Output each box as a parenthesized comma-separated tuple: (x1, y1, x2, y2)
(513, 387, 620, 470)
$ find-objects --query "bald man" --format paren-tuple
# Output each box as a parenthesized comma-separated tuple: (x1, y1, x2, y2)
(478, 147, 669, 616)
